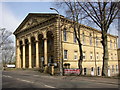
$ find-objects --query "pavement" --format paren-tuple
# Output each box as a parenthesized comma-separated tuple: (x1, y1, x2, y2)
(2, 69, 120, 89)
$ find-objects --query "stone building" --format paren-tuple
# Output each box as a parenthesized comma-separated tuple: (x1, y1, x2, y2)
(117, 48, 120, 75)
(14, 13, 119, 76)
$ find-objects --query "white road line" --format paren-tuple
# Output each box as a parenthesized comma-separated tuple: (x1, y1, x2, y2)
(3, 75, 13, 78)
(33, 75, 39, 77)
(15, 78, 34, 84)
(20, 79, 34, 83)
(3, 75, 56, 88)
(3, 75, 34, 84)
(44, 84, 55, 88)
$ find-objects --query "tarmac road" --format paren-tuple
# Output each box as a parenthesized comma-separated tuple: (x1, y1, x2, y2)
(2, 70, 119, 89)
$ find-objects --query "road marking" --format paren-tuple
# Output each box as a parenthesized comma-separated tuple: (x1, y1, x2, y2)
(44, 84, 55, 88)
(41, 76, 56, 79)
(3, 74, 56, 88)
(33, 75, 39, 77)
(20, 79, 34, 83)
(15, 78, 34, 83)
(3, 75, 56, 88)
(3, 75, 34, 84)
(3, 75, 13, 78)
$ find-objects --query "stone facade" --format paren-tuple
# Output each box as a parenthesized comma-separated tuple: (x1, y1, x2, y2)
(117, 48, 120, 75)
(14, 13, 119, 76)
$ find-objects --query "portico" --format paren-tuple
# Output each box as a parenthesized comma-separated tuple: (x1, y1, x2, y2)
(14, 13, 62, 74)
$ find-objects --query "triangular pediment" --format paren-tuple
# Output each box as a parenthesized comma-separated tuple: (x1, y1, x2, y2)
(21, 16, 47, 30)
(14, 13, 58, 35)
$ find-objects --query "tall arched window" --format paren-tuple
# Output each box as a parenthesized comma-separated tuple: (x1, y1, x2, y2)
(73, 33, 77, 43)
(110, 40, 112, 48)
(82, 32, 85, 45)
(96, 36, 98, 47)
(63, 28, 67, 41)
(114, 40, 116, 49)
(90, 33, 92, 45)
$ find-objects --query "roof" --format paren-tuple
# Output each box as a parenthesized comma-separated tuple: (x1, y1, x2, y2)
(13, 13, 64, 35)
(13, 13, 118, 38)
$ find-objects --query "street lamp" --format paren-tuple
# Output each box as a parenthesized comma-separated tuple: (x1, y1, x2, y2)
(50, 8, 59, 14)
(50, 7, 63, 76)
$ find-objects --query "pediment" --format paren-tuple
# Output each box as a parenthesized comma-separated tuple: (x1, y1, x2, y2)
(21, 16, 47, 30)
(14, 13, 58, 35)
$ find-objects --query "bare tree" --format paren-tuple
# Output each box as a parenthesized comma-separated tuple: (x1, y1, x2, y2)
(0, 28, 15, 67)
(78, 1, 119, 76)
(0, 28, 12, 48)
(2, 45, 15, 66)
(55, 0, 88, 75)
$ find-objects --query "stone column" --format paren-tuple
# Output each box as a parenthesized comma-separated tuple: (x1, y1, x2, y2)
(54, 19, 62, 74)
(35, 35, 39, 68)
(28, 37, 32, 68)
(16, 39, 21, 68)
(22, 39, 26, 68)
(43, 32, 48, 73)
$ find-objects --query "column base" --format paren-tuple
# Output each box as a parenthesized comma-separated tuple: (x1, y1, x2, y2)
(44, 66, 48, 73)
(29, 66, 32, 69)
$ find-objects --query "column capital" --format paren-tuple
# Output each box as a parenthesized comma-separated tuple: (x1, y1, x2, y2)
(36, 40, 39, 42)
(28, 42, 31, 45)
(22, 38, 25, 45)
(17, 45, 20, 48)
(28, 36, 32, 44)
(22, 44, 25, 46)
(43, 37, 47, 40)
(16, 39, 20, 46)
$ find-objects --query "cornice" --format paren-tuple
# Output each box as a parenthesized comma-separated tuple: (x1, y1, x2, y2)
(61, 17, 118, 38)
(14, 13, 118, 38)
(14, 13, 62, 35)
(14, 16, 57, 36)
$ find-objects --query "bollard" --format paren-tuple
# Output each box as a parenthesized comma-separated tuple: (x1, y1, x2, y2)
(51, 65, 54, 75)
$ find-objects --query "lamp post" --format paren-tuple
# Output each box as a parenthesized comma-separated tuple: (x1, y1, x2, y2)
(50, 8, 63, 75)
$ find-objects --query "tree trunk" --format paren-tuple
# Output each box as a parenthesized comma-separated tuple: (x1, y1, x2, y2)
(73, 23, 83, 75)
(101, 32, 108, 76)
(78, 39, 83, 75)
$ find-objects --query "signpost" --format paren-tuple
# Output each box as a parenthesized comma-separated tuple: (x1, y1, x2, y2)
(6, 64, 15, 68)
(64, 69, 80, 75)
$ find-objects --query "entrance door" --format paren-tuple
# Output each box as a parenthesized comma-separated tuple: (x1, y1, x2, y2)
(84, 68, 87, 75)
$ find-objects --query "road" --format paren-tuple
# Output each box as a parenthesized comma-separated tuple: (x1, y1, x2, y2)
(2, 70, 119, 89)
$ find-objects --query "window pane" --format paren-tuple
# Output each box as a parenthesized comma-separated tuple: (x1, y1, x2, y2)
(63, 29, 67, 41)
(112, 65, 114, 72)
(83, 52, 85, 59)
(74, 51, 77, 60)
(110, 40, 112, 48)
(90, 52, 93, 59)
(82, 32, 85, 45)
(90, 33, 92, 45)
(96, 36, 98, 47)
(64, 50, 67, 59)
(96, 52, 99, 59)
(73, 33, 77, 43)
